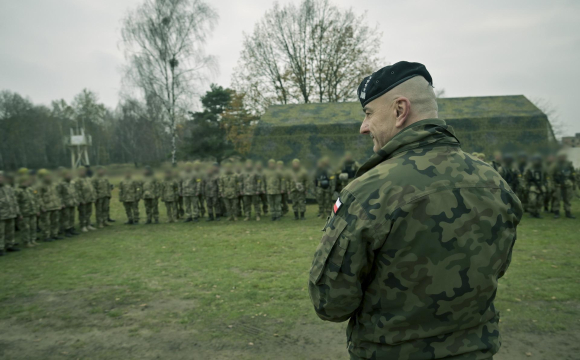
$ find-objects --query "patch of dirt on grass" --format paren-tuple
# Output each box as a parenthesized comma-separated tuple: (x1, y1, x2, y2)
(1, 290, 579, 359)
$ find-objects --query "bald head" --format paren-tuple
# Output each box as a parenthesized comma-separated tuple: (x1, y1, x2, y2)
(360, 76, 438, 152)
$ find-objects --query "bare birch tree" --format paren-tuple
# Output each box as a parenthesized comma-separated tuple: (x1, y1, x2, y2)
(121, 0, 218, 165)
(233, 0, 381, 114)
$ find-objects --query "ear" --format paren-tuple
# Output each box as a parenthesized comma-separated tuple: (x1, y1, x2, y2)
(394, 97, 411, 129)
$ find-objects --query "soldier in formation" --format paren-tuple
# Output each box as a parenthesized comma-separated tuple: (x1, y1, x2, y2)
(119, 170, 141, 225)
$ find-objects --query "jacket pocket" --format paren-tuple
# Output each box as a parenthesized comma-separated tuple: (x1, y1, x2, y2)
(310, 216, 349, 285)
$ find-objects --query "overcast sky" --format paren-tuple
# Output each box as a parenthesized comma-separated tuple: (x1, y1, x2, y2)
(1, 0, 579, 135)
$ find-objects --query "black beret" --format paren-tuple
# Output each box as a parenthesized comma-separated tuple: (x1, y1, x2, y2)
(357, 61, 432, 107)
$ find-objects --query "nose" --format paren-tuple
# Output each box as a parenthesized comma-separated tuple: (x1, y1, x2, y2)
(360, 119, 369, 135)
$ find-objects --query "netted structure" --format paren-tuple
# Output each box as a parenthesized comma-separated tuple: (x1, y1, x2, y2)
(249, 95, 556, 165)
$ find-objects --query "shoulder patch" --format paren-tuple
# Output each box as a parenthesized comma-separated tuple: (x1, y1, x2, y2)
(333, 198, 342, 214)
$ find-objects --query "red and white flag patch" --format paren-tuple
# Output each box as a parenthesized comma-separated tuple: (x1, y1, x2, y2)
(333, 198, 342, 214)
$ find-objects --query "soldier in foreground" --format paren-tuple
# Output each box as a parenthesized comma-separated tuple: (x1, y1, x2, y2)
(308, 62, 522, 359)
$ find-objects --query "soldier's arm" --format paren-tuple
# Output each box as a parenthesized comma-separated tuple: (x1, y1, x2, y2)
(309, 192, 384, 322)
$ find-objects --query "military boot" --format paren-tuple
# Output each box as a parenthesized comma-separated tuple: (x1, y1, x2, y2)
(81, 227, 88, 233)
(64, 230, 73, 238)
(70, 228, 80, 235)
(206, 215, 214, 222)
(7, 246, 21, 252)
(215, 216, 221, 221)
(125, 220, 134, 225)
(145, 219, 152, 225)
(108, 218, 116, 222)
(566, 211, 576, 219)
(294, 212, 299, 220)
(256, 215, 261, 221)
(88, 225, 97, 231)
(26, 243, 35, 248)
(300, 212, 306, 220)
(554, 210, 560, 219)
(183, 217, 193, 223)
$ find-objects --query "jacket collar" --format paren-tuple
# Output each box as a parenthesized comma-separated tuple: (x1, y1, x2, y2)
(357, 118, 460, 178)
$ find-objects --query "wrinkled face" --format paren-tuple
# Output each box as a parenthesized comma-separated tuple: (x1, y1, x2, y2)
(360, 97, 398, 153)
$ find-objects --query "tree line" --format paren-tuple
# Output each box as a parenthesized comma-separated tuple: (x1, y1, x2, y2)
(1, 0, 386, 170)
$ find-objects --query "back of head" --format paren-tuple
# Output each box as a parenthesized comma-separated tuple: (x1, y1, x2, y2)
(386, 76, 438, 122)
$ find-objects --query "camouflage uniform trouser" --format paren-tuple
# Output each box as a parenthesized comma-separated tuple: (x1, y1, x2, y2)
(78, 203, 93, 228)
(0, 218, 16, 250)
(18, 216, 35, 245)
(41, 210, 60, 239)
(267, 194, 282, 218)
(197, 195, 205, 217)
(291, 191, 306, 213)
(123, 201, 139, 222)
(164, 201, 175, 222)
(177, 196, 184, 218)
(528, 191, 543, 215)
(223, 198, 238, 219)
(95, 197, 108, 226)
(281, 193, 289, 215)
(237, 197, 243, 217)
(243, 195, 261, 218)
(205, 196, 218, 218)
(60, 206, 75, 230)
(316, 187, 332, 216)
(259, 193, 269, 215)
(553, 185, 574, 213)
(184, 196, 199, 219)
(143, 198, 159, 222)
(544, 186, 554, 211)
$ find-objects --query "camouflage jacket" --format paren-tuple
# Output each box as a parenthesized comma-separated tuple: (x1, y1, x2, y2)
(203, 175, 219, 198)
(289, 169, 309, 194)
(38, 183, 62, 211)
(219, 173, 240, 199)
(550, 161, 576, 187)
(524, 167, 547, 194)
(0, 184, 20, 220)
(501, 164, 523, 193)
(240, 171, 260, 195)
(160, 180, 179, 202)
(181, 172, 202, 196)
(15, 186, 38, 216)
(255, 172, 266, 193)
(119, 180, 142, 202)
(75, 177, 96, 204)
(264, 170, 283, 195)
(142, 177, 160, 199)
(308, 119, 522, 360)
(92, 177, 111, 199)
(57, 180, 78, 208)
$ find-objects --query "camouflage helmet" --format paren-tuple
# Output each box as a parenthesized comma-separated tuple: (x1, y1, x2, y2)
(268, 159, 276, 164)
(277, 160, 284, 165)
(292, 158, 300, 165)
(37, 168, 49, 177)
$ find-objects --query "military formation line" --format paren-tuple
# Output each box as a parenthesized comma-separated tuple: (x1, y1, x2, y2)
(0, 153, 362, 256)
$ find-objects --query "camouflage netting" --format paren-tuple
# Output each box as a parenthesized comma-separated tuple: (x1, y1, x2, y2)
(249, 95, 556, 166)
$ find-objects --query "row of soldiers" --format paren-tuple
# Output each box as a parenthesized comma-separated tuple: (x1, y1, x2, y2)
(475, 150, 578, 219)
(0, 152, 361, 255)
(0, 166, 114, 256)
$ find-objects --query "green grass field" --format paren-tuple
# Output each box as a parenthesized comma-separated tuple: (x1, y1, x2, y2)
(0, 190, 578, 360)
